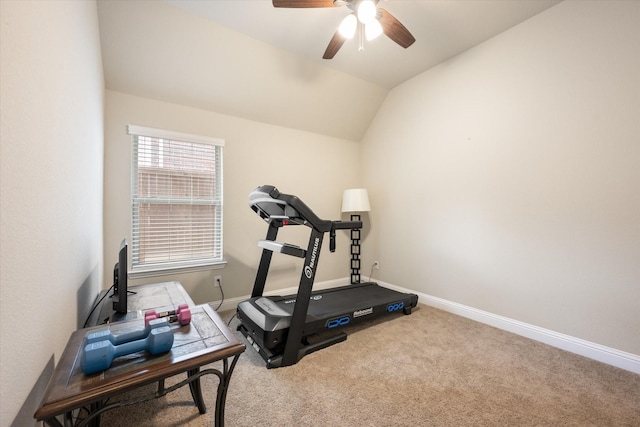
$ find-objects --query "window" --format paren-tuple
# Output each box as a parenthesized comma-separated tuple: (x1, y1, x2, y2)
(128, 125, 224, 277)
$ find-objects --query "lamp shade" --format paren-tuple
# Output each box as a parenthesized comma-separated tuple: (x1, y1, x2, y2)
(341, 189, 371, 213)
(357, 0, 377, 24)
(338, 14, 357, 39)
(365, 19, 383, 41)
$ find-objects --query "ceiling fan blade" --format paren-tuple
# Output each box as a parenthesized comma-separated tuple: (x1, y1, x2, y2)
(323, 31, 346, 59)
(273, 0, 337, 7)
(377, 8, 416, 49)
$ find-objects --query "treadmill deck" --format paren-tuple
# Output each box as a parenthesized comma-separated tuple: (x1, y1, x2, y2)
(237, 282, 418, 353)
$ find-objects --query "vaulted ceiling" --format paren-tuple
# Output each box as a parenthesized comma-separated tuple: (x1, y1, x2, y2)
(97, 0, 561, 140)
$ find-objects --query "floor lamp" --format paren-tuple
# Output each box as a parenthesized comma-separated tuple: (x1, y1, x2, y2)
(341, 189, 371, 284)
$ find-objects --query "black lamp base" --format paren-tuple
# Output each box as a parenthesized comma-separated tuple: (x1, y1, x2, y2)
(350, 214, 361, 284)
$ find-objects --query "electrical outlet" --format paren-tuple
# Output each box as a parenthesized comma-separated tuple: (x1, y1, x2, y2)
(373, 261, 380, 270)
(214, 275, 222, 287)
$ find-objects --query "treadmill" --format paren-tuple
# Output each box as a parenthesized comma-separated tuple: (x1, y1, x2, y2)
(237, 185, 418, 368)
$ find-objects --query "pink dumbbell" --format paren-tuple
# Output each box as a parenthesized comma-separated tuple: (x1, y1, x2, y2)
(145, 303, 191, 327)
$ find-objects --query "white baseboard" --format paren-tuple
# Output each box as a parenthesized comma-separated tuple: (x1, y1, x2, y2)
(212, 276, 640, 375)
(366, 278, 640, 375)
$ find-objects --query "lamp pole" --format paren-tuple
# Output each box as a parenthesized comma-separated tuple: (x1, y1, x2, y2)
(341, 188, 371, 285)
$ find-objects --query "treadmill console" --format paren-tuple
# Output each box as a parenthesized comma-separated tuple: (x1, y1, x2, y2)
(249, 186, 300, 222)
(249, 185, 332, 232)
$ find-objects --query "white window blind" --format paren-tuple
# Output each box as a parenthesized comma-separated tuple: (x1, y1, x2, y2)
(128, 125, 224, 276)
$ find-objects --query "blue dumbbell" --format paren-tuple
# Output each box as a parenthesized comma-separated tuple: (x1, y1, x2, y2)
(85, 317, 169, 347)
(82, 324, 174, 375)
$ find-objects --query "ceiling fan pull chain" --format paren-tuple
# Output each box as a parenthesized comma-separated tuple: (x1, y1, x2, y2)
(358, 21, 365, 51)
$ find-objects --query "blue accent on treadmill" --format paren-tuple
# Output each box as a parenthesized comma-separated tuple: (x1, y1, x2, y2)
(326, 316, 351, 329)
(387, 302, 404, 312)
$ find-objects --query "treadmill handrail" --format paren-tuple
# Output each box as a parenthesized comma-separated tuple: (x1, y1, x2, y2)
(258, 240, 306, 258)
(333, 220, 362, 230)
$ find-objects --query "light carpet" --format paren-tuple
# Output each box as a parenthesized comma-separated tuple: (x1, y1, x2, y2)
(96, 304, 640, 426)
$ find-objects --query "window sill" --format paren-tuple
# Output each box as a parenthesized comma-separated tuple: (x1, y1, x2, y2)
(129, 260, 226, 280)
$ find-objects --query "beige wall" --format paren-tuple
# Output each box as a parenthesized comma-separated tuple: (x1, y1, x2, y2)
(0, 1, 104, 425)
(104, 90, 361, 304)
(362, 0, 640, 354)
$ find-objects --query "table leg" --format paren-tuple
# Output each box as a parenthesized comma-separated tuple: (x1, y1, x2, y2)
(40, 415, 64, 427)
(88, 401, 102, 427)
(215, 354, 241, 427)
(188, 368, 207, 414)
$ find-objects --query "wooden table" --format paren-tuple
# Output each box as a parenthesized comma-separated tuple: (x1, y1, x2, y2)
(35, 303, 245, 427)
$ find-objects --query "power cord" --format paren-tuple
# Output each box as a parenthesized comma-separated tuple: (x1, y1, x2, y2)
(368, 262, 376, 282)
(227, 312, 237, 327)
(83, 285, 115, 328)
(213, 275, 225, 311)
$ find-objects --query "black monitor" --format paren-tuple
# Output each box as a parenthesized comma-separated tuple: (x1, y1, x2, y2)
(112, 238, 128, 314)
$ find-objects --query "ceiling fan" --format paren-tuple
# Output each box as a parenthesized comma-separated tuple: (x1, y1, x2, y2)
(272, 0, 416, 59)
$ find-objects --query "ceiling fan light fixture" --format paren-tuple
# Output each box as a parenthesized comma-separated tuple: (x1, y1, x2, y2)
(338, 14, 357, 38)
(272, 0, 415, 59)
(365, 19, 383, 40)
(357, 0, 377, 25)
